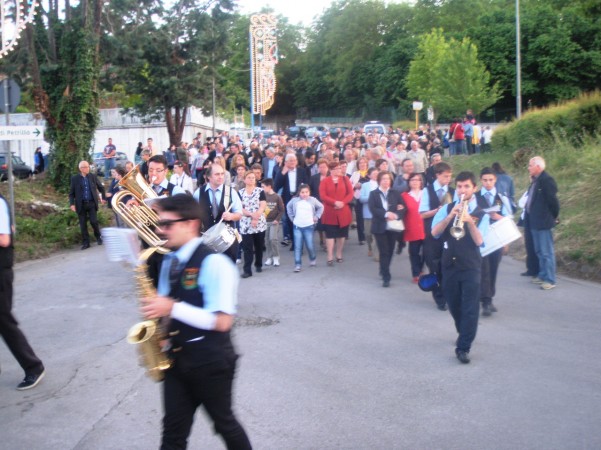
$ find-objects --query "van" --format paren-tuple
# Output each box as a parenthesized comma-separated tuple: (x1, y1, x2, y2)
(363, 121, 386, 135)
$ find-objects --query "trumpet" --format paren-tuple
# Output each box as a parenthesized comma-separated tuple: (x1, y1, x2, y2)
(450, 195, 468, 240)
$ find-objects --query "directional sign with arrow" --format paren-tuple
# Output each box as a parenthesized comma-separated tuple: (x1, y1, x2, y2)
(0, 126, 45, 141)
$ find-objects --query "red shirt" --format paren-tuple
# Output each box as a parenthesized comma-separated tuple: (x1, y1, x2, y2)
(401, 191, 425, 241)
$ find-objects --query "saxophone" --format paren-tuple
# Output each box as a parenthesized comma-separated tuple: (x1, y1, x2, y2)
(126, 247, 173, 382)
(110, 165, 172, 382)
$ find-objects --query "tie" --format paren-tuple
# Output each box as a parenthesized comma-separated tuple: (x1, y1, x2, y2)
(211, 189, 219, 218)
(437, 188, 444, 202)
(153, 184, 162, 195)
(485, 192, 493, 206)
(169, 255, 180, 287)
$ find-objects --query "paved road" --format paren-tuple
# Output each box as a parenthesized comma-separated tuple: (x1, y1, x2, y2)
(1, 237, 600, 449)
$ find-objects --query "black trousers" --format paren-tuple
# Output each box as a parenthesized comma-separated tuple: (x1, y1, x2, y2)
(161, 359, 251, 450)
(0, 269, 44, 374)
(354, 201, 365, 242)
(78, 201, 101, 244)
(241, 232, 265, 275)
(443, 268, 481, 353)
(374, 231, 397, 283)
(423, 235, 446, 307)
(480, 248, 503, 305)
(408, 240, 425, 277)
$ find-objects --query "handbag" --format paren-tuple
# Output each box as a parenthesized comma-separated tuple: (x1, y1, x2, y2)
(386, 219, 405, 232)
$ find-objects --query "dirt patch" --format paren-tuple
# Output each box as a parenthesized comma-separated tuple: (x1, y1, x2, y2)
(15, 201, 63, 220)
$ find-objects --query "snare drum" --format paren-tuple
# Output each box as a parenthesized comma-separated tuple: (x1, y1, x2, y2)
(200, 222, 238, 253)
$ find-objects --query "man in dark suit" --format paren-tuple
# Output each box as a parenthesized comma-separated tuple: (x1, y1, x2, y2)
(524, 156, 560, 290)
(274, 153, 310, 248)
(69, 160, 106, 250)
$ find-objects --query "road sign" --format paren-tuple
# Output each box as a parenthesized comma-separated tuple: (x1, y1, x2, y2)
(427, 106, 434, 121)
(0, 126, 45, 141)
(413, 101, 423, 111)
(0, 78, 21, 113)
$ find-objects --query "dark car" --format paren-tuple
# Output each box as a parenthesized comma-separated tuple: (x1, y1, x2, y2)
(91, 151, 129, 177)
(0, 153, 32, 181)
(287, 126, 307, 138)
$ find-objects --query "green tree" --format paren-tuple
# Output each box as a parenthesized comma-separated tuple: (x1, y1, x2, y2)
(406, 29, 500, 121)
(105, 0, 235, 145)
(16, 0, 103, 190)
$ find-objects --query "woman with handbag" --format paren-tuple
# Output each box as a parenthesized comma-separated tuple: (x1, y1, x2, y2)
(319, 161, 355, 265)
(368, 171, 407, 287)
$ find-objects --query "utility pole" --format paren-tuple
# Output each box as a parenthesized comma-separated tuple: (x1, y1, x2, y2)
(516, 0, 522, 119)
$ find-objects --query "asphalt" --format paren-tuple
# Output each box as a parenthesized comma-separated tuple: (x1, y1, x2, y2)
(1, 235, 600, 449)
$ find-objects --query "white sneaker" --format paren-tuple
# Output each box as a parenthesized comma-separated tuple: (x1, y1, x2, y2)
(264, 258, 273, 266)
(235, 259, 242, 265)
(294, 265, 301, 272)
(273, 257, 280, 267)
(310, 260, 317, 267)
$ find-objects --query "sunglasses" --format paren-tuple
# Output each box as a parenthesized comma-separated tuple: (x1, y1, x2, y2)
(157, 218, 190, 229)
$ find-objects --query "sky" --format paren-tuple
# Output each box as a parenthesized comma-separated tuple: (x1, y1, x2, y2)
(237, 0, 335, 26)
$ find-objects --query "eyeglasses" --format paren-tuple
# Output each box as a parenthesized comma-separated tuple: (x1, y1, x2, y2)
(157, 218, 190, 229)
(148, 168, 165, 173)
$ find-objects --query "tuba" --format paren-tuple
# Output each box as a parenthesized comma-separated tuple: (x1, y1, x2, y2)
(111, 165, 167, 251)
(111, 165, 172, 381)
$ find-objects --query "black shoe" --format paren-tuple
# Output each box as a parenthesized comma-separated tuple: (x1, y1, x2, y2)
(289, 246, 295, 251)
(437, 303, 448, 311)
(489, 303, 498, 313)
(482, 304, 492, 317)
(97, 237, 103, 245)
(241, 273, 252, 279)
(17, 369, 46, 390)
(281, 240, 290, 246)
(81, 243, 90, 250)
(256, 267, 262, 273)
(520, 271, 535, 277)
(456, 351, 470, 364)
(382, 280, 390, 287)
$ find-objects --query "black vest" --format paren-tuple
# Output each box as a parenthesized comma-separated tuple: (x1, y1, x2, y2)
(156, 182, 176, 196)
(424, 185, 455, 238)
(475, 191, 503, 224)
(167, 243, 235, 366)
(440, 202, 482, 272)
(198, 185, 236, 232)
(0, 195, 14, 269)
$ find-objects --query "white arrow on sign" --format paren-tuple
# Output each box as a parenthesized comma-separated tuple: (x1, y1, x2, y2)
(0, 126, 45, 141)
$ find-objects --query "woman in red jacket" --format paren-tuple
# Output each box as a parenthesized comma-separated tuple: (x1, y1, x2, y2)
(401, 173, 426, 282)
(319, 161, 354, 265)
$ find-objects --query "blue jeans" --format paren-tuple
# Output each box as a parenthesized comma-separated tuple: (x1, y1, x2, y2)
(531, 228, 556, 284)
(104, 157, 115, 179)
(293, 224, 316, 266)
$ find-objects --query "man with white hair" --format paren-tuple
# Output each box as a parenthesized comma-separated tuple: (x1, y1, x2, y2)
(524, 156, 560, 290)
(274, 153, 310, 248)
(407, 140, 429, 175)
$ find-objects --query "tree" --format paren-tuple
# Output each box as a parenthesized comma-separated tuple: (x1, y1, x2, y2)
(105, 0, 235, 145)
(17, 0, 103, 189)
(406, 29, 500, 121)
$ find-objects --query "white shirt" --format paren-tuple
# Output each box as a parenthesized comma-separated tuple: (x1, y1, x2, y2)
(170, 173, 195, 194)
(0, 197, 10, 234)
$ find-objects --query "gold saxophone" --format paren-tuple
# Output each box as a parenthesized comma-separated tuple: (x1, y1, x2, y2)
(112, 165, 172, 381)
(127, 247, 173, 382)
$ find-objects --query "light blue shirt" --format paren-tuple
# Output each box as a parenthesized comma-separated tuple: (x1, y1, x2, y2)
(0, 197, 10, 234)
(193, 184, 242, 213)
(419, 180, 451, 213)
(360, 180, 378, 219)
(431, 197, 490, 242)
(157, 237, 238, 314)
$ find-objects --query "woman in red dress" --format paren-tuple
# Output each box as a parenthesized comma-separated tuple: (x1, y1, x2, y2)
(401, 173, 426, 282)
(319, 161, 354, 265)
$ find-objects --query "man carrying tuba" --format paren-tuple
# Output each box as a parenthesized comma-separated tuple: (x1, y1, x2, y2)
(141, 194, 252, 449)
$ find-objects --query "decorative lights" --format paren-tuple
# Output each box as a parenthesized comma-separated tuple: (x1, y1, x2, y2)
(250, 14, 278, 116)
(0, 0, 38, 60)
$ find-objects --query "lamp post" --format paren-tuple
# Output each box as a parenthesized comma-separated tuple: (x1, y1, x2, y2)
(516, 0, 522, 119)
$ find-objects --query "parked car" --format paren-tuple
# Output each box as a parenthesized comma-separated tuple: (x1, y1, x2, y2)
(287, 126, 307, 138)
(0, 153, 32, 181)
(305, 126, 329, 138)
(363, 121, 387, 135)
(91, 151, 129, 177)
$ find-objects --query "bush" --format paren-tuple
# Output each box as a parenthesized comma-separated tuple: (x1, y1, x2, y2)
(491, 91, 601, 153)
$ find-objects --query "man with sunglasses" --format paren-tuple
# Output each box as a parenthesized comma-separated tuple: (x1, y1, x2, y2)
(142, 194, 252, 450)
